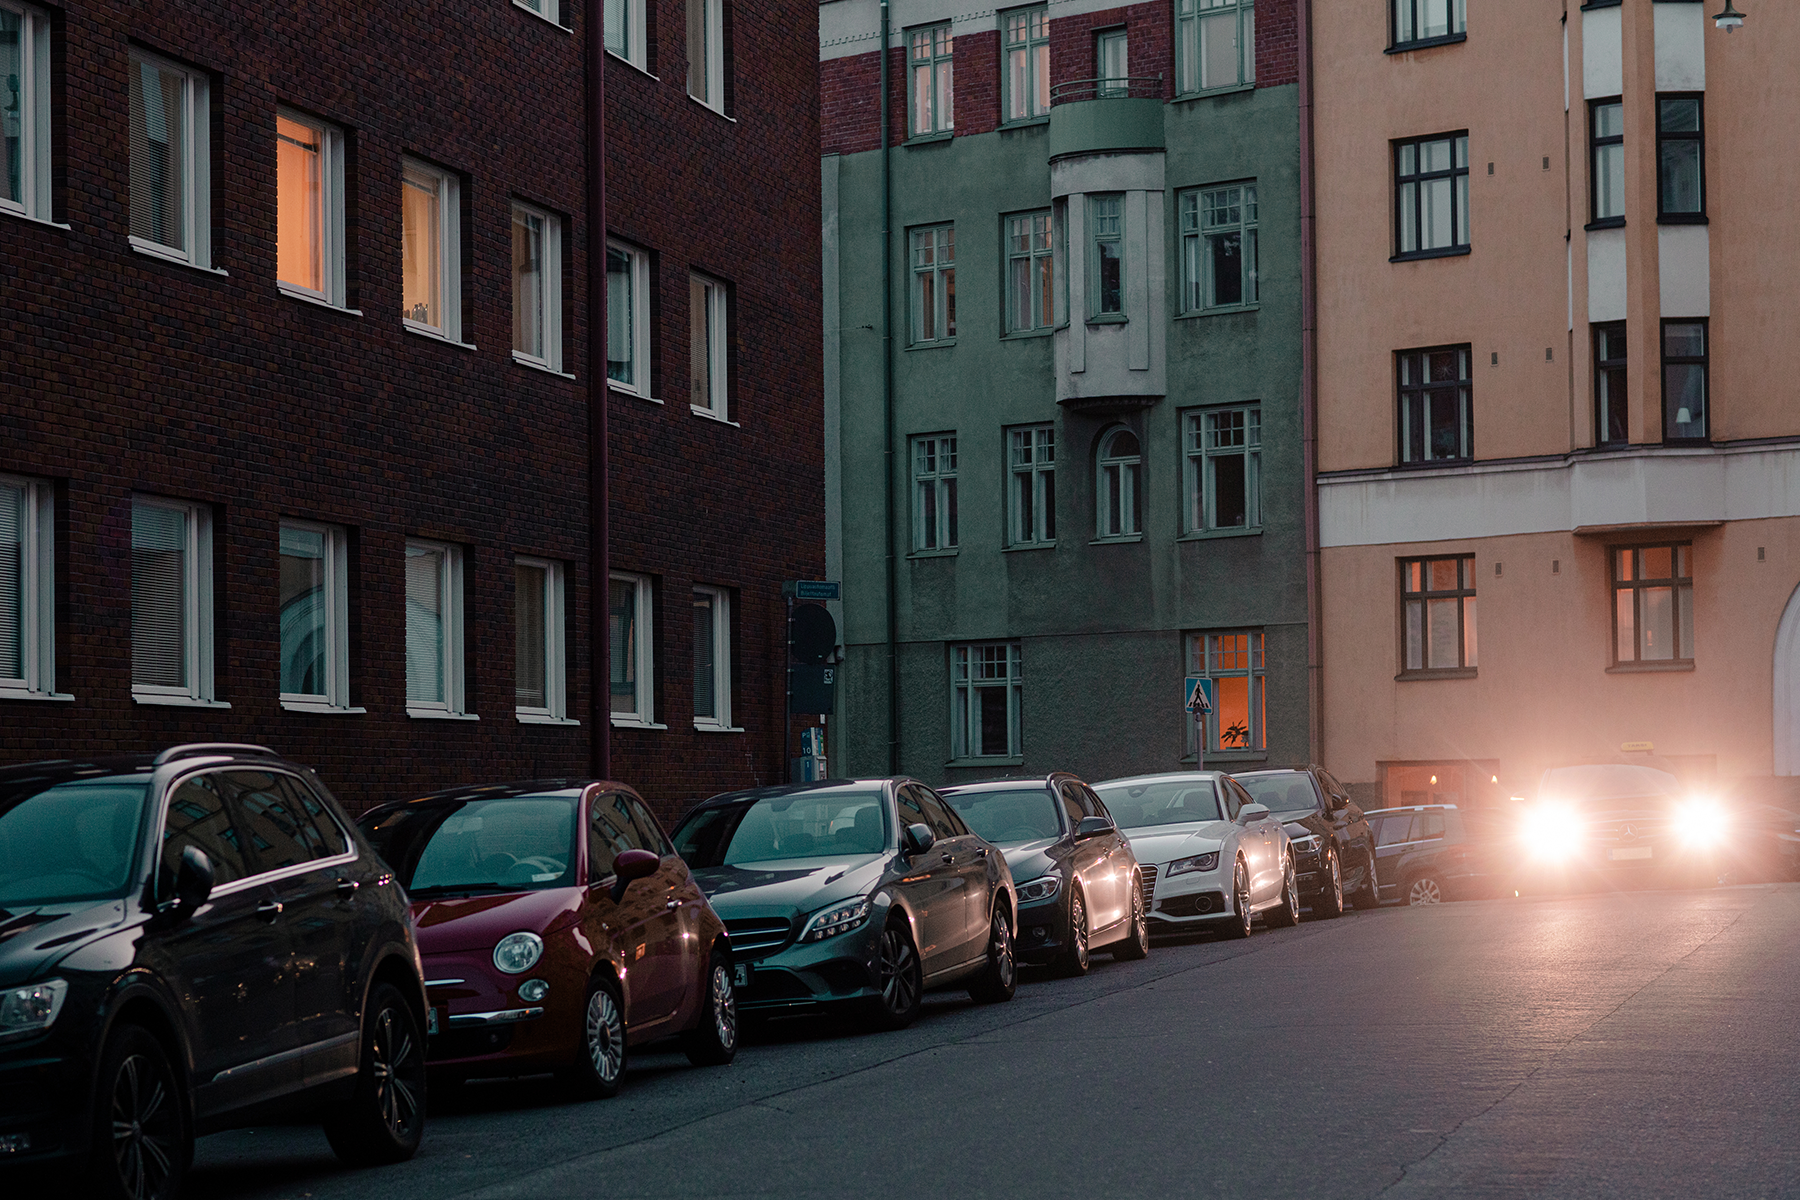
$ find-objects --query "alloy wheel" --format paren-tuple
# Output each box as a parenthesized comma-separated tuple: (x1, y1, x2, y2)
(710, 963, 738, 1054)
(1328, 850, 1344, 911)
(878, 926, 920, 1014)
(1070, 891, 1090, 971)
(370, 1005, 422, 1143)
(1235, 865, 1252, 936)
(1409, 876, 1444, 906)
(991, 911, 1016, 989)
(110, 1052, 178, 1200)
(586, 987, 625, 1083)
(1284, 862, 1301, 923)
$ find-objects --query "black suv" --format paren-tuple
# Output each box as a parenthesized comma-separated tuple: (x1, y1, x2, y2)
(1365, 804, 1498, 905)
(0, 745, 427, 1199)
(1232, 767, 1379, 916)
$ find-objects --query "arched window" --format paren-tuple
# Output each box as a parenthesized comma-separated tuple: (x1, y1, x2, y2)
(1096, 427, 1142, 538)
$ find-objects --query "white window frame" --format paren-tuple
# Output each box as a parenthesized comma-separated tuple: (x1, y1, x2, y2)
(688, 0, 725, 113)
(1004, 209, 1054, 334)
(405, 538, 470, 719)
(278, 520, 356, 712)
(689, 271, 729, 420)
(952, 642, 1023, 761)
(908, 24, 954, 136)
(276, 107, 347, 309)
(610, 571, 658, 728)
(606, 0, 649, 69)
(401, 157, 463, 344)
(128, 48, 213, 270)
(0, 1, 52, 224)
(1184, 406, 1262, 533)
(130, 495, 223, 708)
(515, 0, 565, 28)
(606, 240, 654, 399)
(1095, 426, 1142, 540)
(1007, 425, 1055, 548)
(516, 556, 574, 724)
(0, 473, 64, 701)
(693, 585, 736, 731)
(512, 201, 564, 373)
(911, 433, 958, 552)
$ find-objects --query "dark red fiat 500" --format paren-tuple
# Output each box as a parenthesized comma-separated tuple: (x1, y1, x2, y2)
(358, 780, 735, 1098)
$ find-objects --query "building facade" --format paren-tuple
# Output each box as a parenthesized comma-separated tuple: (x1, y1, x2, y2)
(1312, 0, 1800, 808)
(821, 0, 1309, 785)
(0, 0, 822, 821)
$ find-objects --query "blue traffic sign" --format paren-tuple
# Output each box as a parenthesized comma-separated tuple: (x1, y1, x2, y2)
(1184, 677, 1215, 715)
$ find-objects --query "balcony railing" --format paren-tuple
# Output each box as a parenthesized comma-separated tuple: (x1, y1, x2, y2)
(1050, 75, 1164, 105)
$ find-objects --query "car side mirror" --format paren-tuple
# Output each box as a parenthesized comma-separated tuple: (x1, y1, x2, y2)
(1074, 815, 1115, 841)
(608, 848, 662, 903)
(1237, 803, 1271, 825)
(174, 845, 215, 916)
(902, 823, 936, 857)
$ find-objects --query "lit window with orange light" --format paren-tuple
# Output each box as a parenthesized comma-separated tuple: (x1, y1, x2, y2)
(276, 109, 345, 307)
(1187, 631, 1265, 753)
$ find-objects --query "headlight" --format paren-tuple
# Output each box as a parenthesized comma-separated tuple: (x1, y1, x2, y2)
(1521, 804, 1583, 861)
(1291, 835, 1321, 852)
(801, 897, 872, 943)
(1016, 875, 1062, 904)
(493, 932, 545, 974)
(1677, 799, 1728, 849)
(1167, 852, 1220, 877)
(0, 979, 68, 1039)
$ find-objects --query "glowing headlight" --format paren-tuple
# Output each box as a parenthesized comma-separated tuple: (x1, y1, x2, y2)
(493, 932, 545, 974)
(1677, 799, 1728, 849)
(1521, 804, 1584, 861)
(0, 979, 67, 1039)
(1016, 875, 1062, 904)
(801, 896, 872, 943)
(1167, 852, 1220, 877)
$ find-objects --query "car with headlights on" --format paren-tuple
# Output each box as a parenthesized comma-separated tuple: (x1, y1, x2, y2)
(939, 775, 1148, 975)
(670, 779, 1017, 1031)
(1091, 772, 1298, 939)
(357, 780, 737, 1101)
(1232, 767, 1379, 917)
(0, 745, 427, 1200)
(1514, 763, 1730, 891)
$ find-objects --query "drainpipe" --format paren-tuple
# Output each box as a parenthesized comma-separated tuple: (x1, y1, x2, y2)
(881, 0, 900, 775)
(1298, 0, 1323, 767)
(587, 3, 611, 779)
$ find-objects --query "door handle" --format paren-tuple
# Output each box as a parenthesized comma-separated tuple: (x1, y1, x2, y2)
(974, 847, 989, 858)
(665, 899, 681, 910)
(335, 878, 360, 899)
(256, 900, 284, 922)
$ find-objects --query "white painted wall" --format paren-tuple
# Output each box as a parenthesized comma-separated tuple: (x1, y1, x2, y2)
(1587, 227, 1627, 322)
(1659, 224, 1711, 317)
(1654, 1, 1707, 91)
(1582, 5, 1622, 99)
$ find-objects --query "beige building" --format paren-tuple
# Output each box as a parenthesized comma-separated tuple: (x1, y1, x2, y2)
(1309, 0, 1800, 809)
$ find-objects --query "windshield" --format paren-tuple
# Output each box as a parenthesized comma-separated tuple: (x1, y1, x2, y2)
(1540, 765, 1681, 804)
(1093, 780, 1222, 829)
(362, 795, 579, 895)
(0, 777, 148, 906)
(943, 788, 1061, 844)
(1235, 773, 1319, 818)
(674, 789, 888, 868)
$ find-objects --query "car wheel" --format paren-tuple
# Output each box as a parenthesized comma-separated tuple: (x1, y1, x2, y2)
(324, 983, 426, 1165)
(681, 948, 739, 1068)
(87, 1024, 189, 1200)
(966, 906, 1018, 1004)
(863, 918, 923, 1031)
(1407, 872, 1445, 906)
(1055, 887, 1090, 977)
(1350, 848, 1381, 910)
(1315, 847, 1345, 919)
(558, 973, 628, 1100)
(1220, 859, 1254, 940)
(1267, 857, 1301, 929)
(1111, 874, 1150, 960)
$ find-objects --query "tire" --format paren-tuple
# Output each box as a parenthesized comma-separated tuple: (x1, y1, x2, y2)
(324, 983, 426, 1165)
(557, 974, 627, 1099)
(1111, 874, 1150, 960)
(862, 919, 923, 1031)
(1407, 872, 1445, 906)
(681, 948, 739, 1067)
(1054, 887, 1090, 977)
(1314, 847, 1345, 919)
(1350, 849, 1382, 910)
(966, 906, 1018, 1004)
(86, 1024, 190, 1200)
(1219, 858, 1254, 940)
(1266, 857, 1301, 929)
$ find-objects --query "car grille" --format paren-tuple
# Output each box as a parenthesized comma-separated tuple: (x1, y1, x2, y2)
(724, 917, 793, 956)
(1139, 865, 1158, 906)
(1158, 892, 1223, 918)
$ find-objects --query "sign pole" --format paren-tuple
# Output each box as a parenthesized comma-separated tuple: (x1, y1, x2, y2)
(783, 594, 793, 784)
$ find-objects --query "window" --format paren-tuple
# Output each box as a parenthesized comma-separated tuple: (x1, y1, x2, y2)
(1180, 184, 1258, 312)
(693, 586, 733, 729)
(1662, 320, 1707, 442)
(1008, 425, 1055, 547)
(1397, 345, 1472, 464)
(515, 557, 569, 723)
(1002, 7, 1049, 123)
(518, 0, 564, 26)
(606, 0, 648, 67)
(404, 539, 466, 718)
(1089, 195, 1123, 317)
(276, 109, 346, 306)
(1176, 0, 1254, 95)
(0, 474, 56, 700)
(1612, 544, 1693, 665)
(953, 643, 1022, 759)
(1401, 557, 1476, 674)
(1589, 99, 1624, 225)
(1, 2, 51, 222)
(1095, 427, 1141, 539)
(131, 496, 217, 705)
(1005, 210, 1054, 334)
(1594, 323, 1628, 446)
(1394, 133, 1469, 257)
(513, 203, 563, 371)
(606, 241, 651, 395)
(908, 24, 953, 136)
(1186, 407, 1261, 532)
(129, 49, 211, 267)
(688, 0, 725, 111)
(1390, 0, 1463, 48)
(610, 572, 655, 724)
(1095, 28, 1128, 95)
(910, 225, 956, 343)
(279, 521, 351, 711)
(1656, 95, 1704, 220)
(1187, 632, 1265, 752)
(690, 272, 728, 418)
(912, 434, 958, 551)
(401, 159, 462, 341)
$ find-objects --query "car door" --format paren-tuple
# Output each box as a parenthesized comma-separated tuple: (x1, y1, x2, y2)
(1372, 812, 1415, 901)
(1081, 784, 1138, 929)
(1065, 783, 1120, 931)
(914, 785, 991, 969)
(587, 789, 685, 1032)
(1229, 778, 1280, 901)
(624, 791, 709, 1030)
(891, 784, 960, 976)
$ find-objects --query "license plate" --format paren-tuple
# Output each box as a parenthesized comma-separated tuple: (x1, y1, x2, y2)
(1610, 846, 1653, 861)
(733, 963, 753, 988)
(426, 1006, 442, 1035)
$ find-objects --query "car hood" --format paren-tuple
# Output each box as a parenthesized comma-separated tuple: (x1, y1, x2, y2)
(1121, 823, 1231, 866)
(693, 855, 887, 920)
(0, 900, 125, 986)
(998, 838, 1059, 885)
(411, 887, 586, 955)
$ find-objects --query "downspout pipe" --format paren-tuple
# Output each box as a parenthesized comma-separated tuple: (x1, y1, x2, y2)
(1298, 0, 1323, 767)
(881, 0, 899, 775)
(587, 2, 611, 779)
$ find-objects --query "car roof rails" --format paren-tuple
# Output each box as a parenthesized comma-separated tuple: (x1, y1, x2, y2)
(152, 743, 282, 766)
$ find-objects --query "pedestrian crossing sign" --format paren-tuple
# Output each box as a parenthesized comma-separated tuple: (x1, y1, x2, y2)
(1184, 677, 1215, 716)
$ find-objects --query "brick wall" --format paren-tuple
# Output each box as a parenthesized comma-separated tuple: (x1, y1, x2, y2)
(1050, 3, 1174, 101)
(954, 29, 1001, 136)
(1256, 0, 1300, 88)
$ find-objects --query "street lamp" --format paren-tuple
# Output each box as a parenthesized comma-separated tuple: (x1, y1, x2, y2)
(1714, 1, 1745, 31)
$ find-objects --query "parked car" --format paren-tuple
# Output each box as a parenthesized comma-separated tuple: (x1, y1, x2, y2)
(357, 780, 736, 1100)
(939, 774, 1148, 975)
(0, 744, 427, 1200)
(670, 779, 1017, 1031)
(1232, 766, 1379, 916)
(1365, 804, 1499, 905)
(1091, 772, 1298, 939)
(1514, 763, 1726, 892)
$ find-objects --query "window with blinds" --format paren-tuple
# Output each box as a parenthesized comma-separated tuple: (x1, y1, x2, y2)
(131, 496, 212, 702)
(0, 482, 25, 682)
(128, 49, 209, 267)
(405, 539, 464, 716)
(515, 557, 568, 722)
(0, 475, 55, 699)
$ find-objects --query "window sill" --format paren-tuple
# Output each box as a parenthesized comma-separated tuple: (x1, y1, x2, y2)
(906, 339, 956, 351)
(1585, 217, 1626, 232)
(514, 353, 575, 380)
(691, 404, 740, 427)
(1183, 750, 1268, 764)
(1003, 542, 1056, 553)
(1385, 32, 1468, 54)
(1656, 213, 1709, 226)
(1606, 661, 1695, 674)
(513, 0, 571, 31)
(1172, 82, 1255, 102)
(0, 206, 72, 232)
(0, 687, 75, 702)
(1390, 245, 1471, 264)
(1179, 527, 1263, 542)
(1090, 535, 1144, 546)
(1087, 313, 1128, 326)
(694, 722, 747, 734)
(903, 131, 954, 147)
(611, 716, 669, 730)
(1580, 1, 1622, 10)
(1394, 456, 1474, 471)
(609, 383, 663, 404)
(1396, 668, 1478, 681)
(908, 548, 959, 559)
(279, 284, 360, 315)
(407, 707, 479, 720)
(607, 49, 658, 80)
(1176, 304, 1260, 320)
(1001, 328, 1055, 341)
(281, 697, 367, 714)
(946, 756, 1024, 768)
(998, 116, 1050, 131)
(517, 712, 582, 726)
(129, 239, 227, 276)
(134, 693, 232, 709)
(687, 93, 736, 122)
(403, 322, 476, 351)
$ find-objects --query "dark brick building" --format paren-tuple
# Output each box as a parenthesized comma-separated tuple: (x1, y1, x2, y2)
(0, 0, 823, 824)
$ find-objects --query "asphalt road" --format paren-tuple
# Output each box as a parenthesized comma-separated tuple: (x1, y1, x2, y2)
(182, 883, 1800, 1200)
